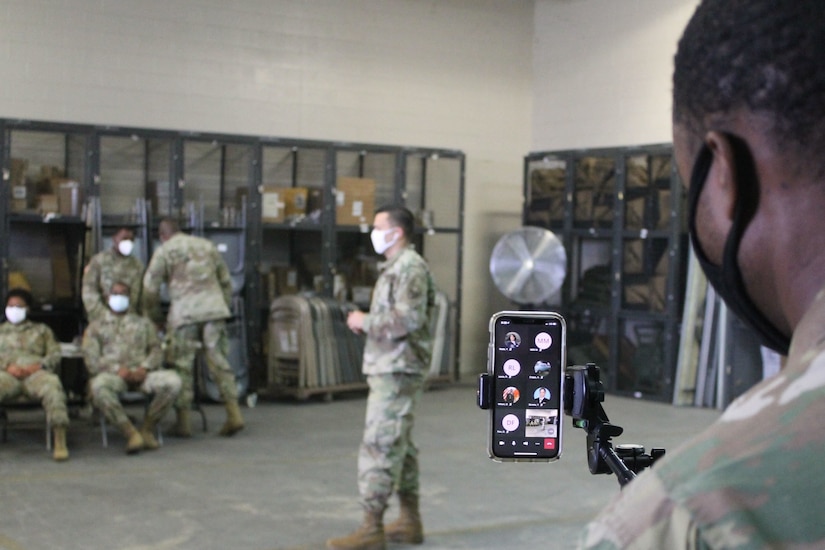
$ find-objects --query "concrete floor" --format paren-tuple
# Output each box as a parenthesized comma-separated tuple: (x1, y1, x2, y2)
(0, 381, 721, 550)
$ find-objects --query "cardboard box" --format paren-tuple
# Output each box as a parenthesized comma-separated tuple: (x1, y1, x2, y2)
(336, 177, 375, 226)
(261, 186, 287, 223)
(623, 275, 667, 311)
(10, 158, 28, 186)
(283, 187, 308, 219)
(274, 265, 299, 295)
(37, 194, 59, 214)
(258, 186, 308, 223)
(57, 180, 83, 216)
(11, 181, 35, 212)
(623, 240, 644, 274)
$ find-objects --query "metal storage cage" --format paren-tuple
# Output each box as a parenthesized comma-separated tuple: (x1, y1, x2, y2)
(0, 118, 465, 401)
(523, 144, 687, 401)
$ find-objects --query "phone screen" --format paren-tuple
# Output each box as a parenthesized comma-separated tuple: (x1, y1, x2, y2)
(488, 312, 565, 461)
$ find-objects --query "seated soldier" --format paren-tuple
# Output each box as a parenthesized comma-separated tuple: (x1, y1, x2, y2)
(0, 288, 70, 461)
(82, 281, 181, 454)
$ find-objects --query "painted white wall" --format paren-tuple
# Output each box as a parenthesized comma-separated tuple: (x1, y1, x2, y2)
(0, 0, 706, 379)
(0, 0, 533, 377)
(533, 0, 699, 151)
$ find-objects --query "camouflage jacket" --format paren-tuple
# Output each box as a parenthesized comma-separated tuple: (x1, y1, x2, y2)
(0, 320, 61, 372)
(82, 248, 144, 321)
(580, 285, 825, 549)
(142, 233, 232, 329)
(82, 309, 162, 376)
(362, 246, 434, 376)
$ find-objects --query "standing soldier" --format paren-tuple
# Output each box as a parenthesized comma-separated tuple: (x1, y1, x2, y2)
(0, 288, 70, 461)
(82, 226, 143, 322)
(142, 218, 244, 438)
(82, 281, 181, 454)
(328, 205, 434, 550)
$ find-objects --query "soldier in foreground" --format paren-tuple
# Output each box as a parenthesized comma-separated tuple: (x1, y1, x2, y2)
(0, 288, 69, 461)
(82, 281, 181, 454)
(142, 218, 244, 438)
(581, 1, 825, 547)
(82, 225, 143, 322)
(327, 205, 435, 550)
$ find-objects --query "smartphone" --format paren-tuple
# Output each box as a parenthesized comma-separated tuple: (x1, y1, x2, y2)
(485, 311, 566, 462)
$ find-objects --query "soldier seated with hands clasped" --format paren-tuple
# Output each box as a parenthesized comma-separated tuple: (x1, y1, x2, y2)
(0, 288, 70, 461)
(82, 281, 181, 454)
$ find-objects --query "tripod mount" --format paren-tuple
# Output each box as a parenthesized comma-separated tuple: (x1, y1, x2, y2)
(565, 363, 665, 487)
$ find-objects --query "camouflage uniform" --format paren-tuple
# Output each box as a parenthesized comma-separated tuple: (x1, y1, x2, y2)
(82, 309, 181, 427)
(580, 285, 825, 549)
(0, 320, 69, 427)
(142, 232, 237, 408)
(357, 246, 434, 514)
(82, 248, 143, 321)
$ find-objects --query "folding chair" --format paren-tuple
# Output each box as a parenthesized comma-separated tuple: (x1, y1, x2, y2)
(0, 399, 52, 450)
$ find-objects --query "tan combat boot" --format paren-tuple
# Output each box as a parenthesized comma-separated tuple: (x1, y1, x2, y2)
(139, 417, 160, 450)
(171, 407, 192, 438)
(120, 421, 144, 454)
(326, 510, 386, 550)
(52, 426, 69, 462)
(218, 399, 245, 437)
(385, 493, 423, 544)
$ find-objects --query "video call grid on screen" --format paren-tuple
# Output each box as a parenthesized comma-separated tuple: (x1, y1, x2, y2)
(492, 315, 562, 459)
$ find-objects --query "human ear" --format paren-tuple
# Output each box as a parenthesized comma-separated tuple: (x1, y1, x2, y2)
(703, 131, 739, 223)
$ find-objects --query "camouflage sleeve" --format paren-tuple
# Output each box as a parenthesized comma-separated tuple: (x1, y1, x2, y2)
(131, 258, 144, 316)
(0, 329, 13, 369)
(81, 324, 103, 376)
(579, 469, 706, 549)
(215, 247, 233, 308)
(81, 256, 106, 320)
(362, 263, 430, 340)
(40, 325, 62, 372)
(142, 250, 166, 325)
(140, 319, 162, 372)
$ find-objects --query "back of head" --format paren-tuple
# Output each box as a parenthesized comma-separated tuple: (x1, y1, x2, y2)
(375, 205, 415, 241)
(674, 0, 825, 170)
(158, 217, 180, 240)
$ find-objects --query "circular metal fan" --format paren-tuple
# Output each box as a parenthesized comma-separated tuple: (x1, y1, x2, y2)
(489, 227, 567, 304)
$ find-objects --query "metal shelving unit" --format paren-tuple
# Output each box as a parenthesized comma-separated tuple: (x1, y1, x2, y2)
(523, 143, 687, 401)
(1, 118, 465, 400)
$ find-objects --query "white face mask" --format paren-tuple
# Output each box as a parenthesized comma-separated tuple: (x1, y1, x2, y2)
(370, 228, 399, 255)
(117, 239, 135, 256)
(5, 306, 26, 324)
(108, 294, 130, 313)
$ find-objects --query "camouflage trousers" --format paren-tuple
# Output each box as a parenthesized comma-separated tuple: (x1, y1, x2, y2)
(89, 371, 182, 427)
(0, 369, 69, 427)
(357, 372, 425, 514)
(167, 320, 238, 409)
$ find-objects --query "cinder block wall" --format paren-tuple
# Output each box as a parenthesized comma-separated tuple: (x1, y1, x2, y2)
(533, 0, 698, 150)
(0, 0, 699, 377)
(0, 0, 533, 376)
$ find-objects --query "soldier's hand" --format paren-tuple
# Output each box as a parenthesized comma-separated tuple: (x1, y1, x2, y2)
(117, 366, 131, 381)
(347, 310, 365, 333)
(7, 365, 25, 379)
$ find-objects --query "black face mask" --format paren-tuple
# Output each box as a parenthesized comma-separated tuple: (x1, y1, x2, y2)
(687, 134, 791, 355)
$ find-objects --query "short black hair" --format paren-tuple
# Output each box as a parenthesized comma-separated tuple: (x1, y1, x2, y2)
(110, 281, 131, 293)
(674, 0, 825, 163)
(6, 287, 33, 307)
(375, 205, 415, 239)
(158, 217, 180, 239)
